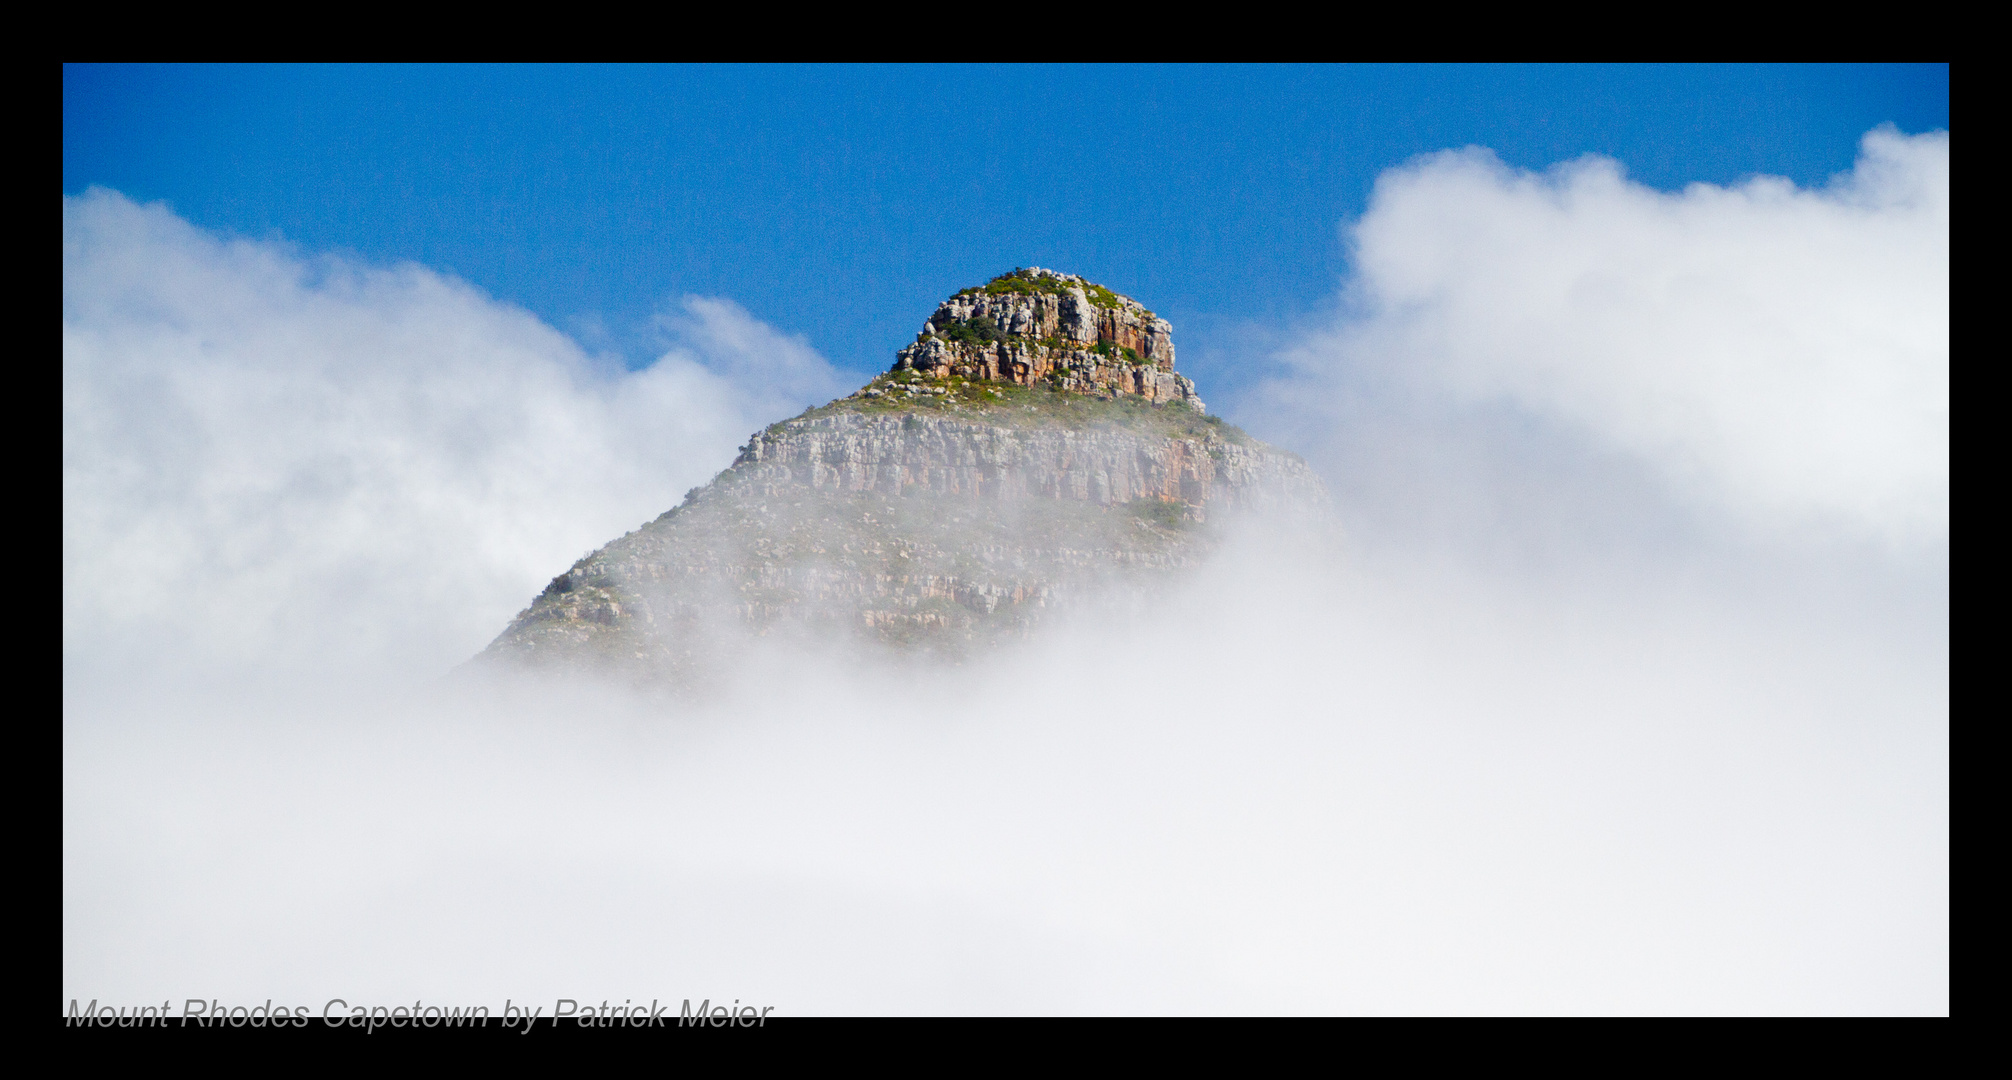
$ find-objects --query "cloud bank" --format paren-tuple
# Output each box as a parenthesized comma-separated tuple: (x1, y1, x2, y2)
(63, 188, 848, 684)
(1249, 125, 1948, 555)
(63, 129, 1947, 1015)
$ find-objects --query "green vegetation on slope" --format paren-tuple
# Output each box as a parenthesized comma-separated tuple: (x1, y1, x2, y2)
(954, 268, 1138, 312)
(801, 371, 1254, 446)
(936, 314, 1007, 347)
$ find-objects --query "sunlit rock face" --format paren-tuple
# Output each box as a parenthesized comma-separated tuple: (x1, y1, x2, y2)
(895, 268, 1201, 408)
(476, 271, 1324, 683)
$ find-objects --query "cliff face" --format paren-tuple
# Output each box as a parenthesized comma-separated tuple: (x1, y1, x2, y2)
(476, 271, 1325, 683)
(735, 409, 1315, 515)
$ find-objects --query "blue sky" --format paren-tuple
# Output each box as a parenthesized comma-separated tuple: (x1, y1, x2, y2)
(63, 64, 1948, 398)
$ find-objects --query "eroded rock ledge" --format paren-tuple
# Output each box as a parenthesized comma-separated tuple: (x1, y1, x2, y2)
(730, 410, 1316, 517)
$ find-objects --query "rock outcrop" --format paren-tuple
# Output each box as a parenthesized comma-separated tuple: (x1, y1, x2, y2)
(475, 270, 1325, 685)
(893, 268, 1203, 408)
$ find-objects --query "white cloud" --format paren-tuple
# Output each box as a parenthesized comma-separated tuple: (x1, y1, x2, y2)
(653, 295, 852, 422)
(1251, 126, 1948, 550)
(62, 147, 1947, 1016)
(62, 189, 850, 683)
(63, 531, 1947, 1014)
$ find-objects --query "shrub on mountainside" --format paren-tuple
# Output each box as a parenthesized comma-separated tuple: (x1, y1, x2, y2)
(941, 315, 1005, 347)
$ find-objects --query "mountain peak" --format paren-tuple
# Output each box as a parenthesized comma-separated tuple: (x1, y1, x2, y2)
(894, 269, 1202, 411)
(473, 272, 1321, 685)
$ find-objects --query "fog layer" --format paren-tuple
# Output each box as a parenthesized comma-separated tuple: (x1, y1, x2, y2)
(63, 128, 1947, 1015)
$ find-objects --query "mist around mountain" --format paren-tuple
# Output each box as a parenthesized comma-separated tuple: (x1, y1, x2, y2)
(64, 127, 1946, 1014)
(475, 270, 1327, 688)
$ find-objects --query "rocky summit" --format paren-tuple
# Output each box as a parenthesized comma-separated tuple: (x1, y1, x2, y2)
(894, 267, 1201, 407)
(476, 269, 1325, 685)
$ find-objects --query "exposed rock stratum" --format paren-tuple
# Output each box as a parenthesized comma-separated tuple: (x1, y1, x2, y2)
(477, 268, 1326, 684)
